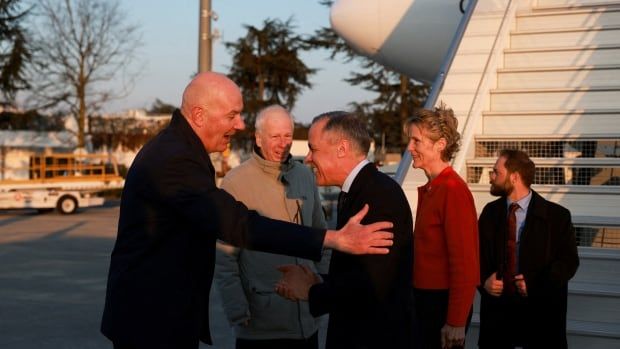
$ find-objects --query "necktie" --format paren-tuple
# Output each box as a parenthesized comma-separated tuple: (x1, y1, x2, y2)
(337, 190, 347, 213)
(504, 202, 520, 295)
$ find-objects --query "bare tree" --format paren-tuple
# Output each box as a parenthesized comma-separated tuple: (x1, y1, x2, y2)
(28, 0, 142, 148)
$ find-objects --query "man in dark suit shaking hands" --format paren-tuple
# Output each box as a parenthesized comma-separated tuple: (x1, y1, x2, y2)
(100, 73, 395, 349)
(276, 111, 414, 348)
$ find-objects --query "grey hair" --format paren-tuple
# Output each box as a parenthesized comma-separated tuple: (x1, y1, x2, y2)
(255, 105, 294, 133)
(311, 111, 371, 155)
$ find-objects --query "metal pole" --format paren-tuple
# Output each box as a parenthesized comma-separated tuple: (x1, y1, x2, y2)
(393, 0, 479, 184)
(198, 0, 212, 72)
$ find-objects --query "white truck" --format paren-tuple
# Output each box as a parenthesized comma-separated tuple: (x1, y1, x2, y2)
(0, 153, 124, 214)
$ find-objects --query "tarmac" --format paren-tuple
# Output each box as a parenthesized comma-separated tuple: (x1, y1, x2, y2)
(0, 200, 241, 348)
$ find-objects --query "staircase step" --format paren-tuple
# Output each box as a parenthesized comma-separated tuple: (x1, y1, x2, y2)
(465, 13, 505, 36)
(572, 248, 620, 284)
(567, 320, 620, 342)
(497, 65, 620, 89)
(568, 282, 620, 323)
(537, 0, 620, 8)
(475, 129, 620, 139)
(443, 71, 484, 91)
(490, 87, 620, 111)
(469, 184, 620, 221)
(511, 25, 620, 49)
(505, 44, 620, 68)
(450, 51, 491, 71)
(518, 7, 620, 31)
(458, 33, 501, 52)
(574, 216, 620, 227)
(468, 157, 620, 167)
(469, 283, 620, 331)
(482, 109, 620, 134)
(465, 314, 620, 348)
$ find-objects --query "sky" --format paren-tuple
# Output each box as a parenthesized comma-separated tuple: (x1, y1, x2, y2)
(106, 0, 373, 124)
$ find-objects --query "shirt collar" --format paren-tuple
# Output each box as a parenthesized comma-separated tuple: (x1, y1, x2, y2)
(507, 190, 533, 212)
(341, 159, 370, 193)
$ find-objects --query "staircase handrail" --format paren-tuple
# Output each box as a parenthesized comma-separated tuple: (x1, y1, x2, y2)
(395, 0, 479, 184)
(451, 0, 518, 174)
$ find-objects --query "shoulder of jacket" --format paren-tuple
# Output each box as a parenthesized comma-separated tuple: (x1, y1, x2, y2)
(221, 160, 258, 188)
(288, 161, 313, 176)
(481, 197, 504, 214)
(538, 196, 571, 218)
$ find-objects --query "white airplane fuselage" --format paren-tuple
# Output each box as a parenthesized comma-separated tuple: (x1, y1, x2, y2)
(330, 0, 465, 83)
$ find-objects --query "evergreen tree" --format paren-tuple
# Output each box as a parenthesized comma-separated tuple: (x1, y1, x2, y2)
(147, 98, 176, 115)
(0, 0, 31, 102)
(226, 18, 316, 149)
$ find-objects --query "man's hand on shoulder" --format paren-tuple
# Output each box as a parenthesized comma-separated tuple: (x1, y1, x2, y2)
(323, 204, 394, 255)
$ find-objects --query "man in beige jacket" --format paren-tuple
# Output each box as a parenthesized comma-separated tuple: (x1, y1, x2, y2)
(215, 105, 330, 349)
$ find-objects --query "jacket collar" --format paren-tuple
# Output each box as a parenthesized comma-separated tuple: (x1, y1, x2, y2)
(523, 190, 547, 224)
(347, 162, 376, 197)
(251, 146, 295, 180)
(505, 189, 546, 243)
(169, 109, 215, 178)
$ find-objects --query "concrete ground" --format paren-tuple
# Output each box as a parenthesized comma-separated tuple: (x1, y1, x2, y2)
(0, 200, 240, 348)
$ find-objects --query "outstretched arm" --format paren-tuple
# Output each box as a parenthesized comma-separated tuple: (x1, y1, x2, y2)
(323, 204, 394, 255)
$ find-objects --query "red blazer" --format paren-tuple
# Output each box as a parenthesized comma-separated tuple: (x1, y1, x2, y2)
(413, 166, 479, 326)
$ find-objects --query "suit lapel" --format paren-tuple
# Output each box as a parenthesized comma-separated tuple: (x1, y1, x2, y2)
(495, 200, 509, 274)
(337, 163, 375, 228)
(520, 190, 547, 252)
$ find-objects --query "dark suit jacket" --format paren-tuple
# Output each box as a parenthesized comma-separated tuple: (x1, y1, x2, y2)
(101, 110, 325, 348)
(308, 163, 413, 348)
(478, 190, 579, 348)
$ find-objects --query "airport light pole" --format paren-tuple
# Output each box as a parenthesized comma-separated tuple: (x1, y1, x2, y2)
(198, 0, 218, 72)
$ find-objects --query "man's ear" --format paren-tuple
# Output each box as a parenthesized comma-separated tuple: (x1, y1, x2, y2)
(510, 171, 520, 185)
(337, 139, 348, 158)
(189, 106, 205, 127)
(255, 131, 262, 148)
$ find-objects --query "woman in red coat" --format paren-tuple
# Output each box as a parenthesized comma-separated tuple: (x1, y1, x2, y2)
(405, 105, 479, 349)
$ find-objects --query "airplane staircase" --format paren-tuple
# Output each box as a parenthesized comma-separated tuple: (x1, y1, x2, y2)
(401, 0, 620, 347)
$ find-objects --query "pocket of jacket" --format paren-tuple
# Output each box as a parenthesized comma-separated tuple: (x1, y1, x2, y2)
(247, 287, 297, 332)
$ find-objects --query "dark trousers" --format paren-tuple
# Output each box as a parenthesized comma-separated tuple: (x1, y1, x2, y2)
(413, 288, 472, 349)
(113, 344, 138, 349)
(236, 331, 319, 349)
(479, 294, 530, 349)
(113, 340, 198, 349)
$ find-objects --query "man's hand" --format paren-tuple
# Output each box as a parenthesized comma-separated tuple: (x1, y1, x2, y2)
(274, 265, 320, 301)
(484, 272, 504, 297)
(440, 324, 465, 349)
(514, 274, 527, 297)
(323, 204, 393, 254)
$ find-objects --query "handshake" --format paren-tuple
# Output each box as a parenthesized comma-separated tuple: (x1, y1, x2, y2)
(274, 264, 322, 301)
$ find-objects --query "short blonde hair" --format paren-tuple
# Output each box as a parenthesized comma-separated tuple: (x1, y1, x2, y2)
(404, 103, 461, 162)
